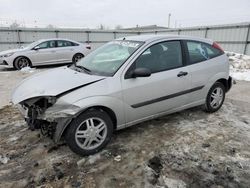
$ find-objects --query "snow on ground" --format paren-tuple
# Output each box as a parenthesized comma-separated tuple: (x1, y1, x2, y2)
(227, 51, 250, 81)
(20, 66, 36, 73)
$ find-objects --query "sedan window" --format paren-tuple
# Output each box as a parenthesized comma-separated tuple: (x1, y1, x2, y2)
(37, 41, 56, 49)
(57, 40, 74, 47)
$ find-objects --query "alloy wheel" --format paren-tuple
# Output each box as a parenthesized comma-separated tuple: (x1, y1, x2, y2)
(75, 117, 107, 150)
(18, 58, 29, 69)
(210, 87, 223, 109)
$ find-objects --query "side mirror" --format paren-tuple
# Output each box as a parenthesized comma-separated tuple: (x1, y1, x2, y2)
(132, 68, 151, 78)
(33, 46, 40, 50)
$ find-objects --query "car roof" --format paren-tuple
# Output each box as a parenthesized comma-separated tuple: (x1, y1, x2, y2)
(37, 38, 80, 43)
(116, 34, 213, 44)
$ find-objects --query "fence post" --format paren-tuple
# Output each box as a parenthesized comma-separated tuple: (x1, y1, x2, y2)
(204, 27, 208, 38)
(243, 24, 250, 54)
(55, 30, 59, 38)
(86, 31, 90, 43)
(17, 29, 21, 48)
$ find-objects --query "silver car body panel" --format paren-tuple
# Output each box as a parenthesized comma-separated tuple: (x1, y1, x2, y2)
(11, 35, 230, 141)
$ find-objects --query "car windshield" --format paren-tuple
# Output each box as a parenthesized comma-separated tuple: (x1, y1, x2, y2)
(21, 40, 43, 49)
(74, 40, 144, 76)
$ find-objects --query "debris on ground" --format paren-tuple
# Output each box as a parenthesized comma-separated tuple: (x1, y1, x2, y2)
(114, 155, 122, 162)
(0, 155, 9, 164)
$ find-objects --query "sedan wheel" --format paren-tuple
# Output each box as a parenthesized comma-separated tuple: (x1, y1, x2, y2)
(73, 53, 84, 63)
(65, 109, 113, 156)
(204, 82, 225, 113)
(14, 57, 31, 70)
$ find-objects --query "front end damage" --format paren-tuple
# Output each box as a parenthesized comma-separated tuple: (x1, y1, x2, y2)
(18, 97, 81, 142)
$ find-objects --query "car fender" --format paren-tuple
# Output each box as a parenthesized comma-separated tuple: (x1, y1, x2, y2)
(72, 96, 125, 126)
(203, 71, 229, 96)
(45, 95, 125, 142)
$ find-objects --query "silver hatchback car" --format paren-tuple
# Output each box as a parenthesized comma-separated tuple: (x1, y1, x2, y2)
(12, 35, 232, 155)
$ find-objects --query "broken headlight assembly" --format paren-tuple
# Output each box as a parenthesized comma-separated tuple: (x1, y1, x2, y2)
(21, 96, 57, 131)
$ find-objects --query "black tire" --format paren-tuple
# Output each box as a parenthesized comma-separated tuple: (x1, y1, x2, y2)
(204, 82, 225, 113)
(72, 53, 84, 63)
(14, 57, 31, 70)
(65, 109, 113, 156)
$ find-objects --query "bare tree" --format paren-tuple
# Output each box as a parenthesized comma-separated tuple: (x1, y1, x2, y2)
(97, 24, 110, 30)
(9, 21, 20, 29)
(115, 25, 123, 30)
(46, 24, 56, 29)
(98, 24, 105, 30)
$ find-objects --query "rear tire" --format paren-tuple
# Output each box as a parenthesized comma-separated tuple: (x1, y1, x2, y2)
(72, 53, 84, 63)
(14, 57, 31, 70)
(65, 109, 113, 156)
(204, 82, 225, 113)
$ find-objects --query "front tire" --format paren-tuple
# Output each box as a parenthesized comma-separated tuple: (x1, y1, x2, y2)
(72, 53, 84, 63)
(65, 109, 113, 156)
(204, 82, 225, 113)
(14, 57, 31, 70)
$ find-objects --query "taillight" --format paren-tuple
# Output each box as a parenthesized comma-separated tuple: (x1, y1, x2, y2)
(86, 45, 91, 50)
(212, 42, 224, 52)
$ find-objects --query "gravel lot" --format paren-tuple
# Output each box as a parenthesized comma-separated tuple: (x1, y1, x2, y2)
(0, 65, 250, 188)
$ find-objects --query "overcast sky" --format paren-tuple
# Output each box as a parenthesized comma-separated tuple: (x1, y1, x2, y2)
(0, 0, 250, 29)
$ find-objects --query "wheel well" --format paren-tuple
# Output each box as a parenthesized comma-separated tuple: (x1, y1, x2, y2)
(13, 56, 32, 67)
(216, 78, 228, 91)
(60, 105, 117, 141)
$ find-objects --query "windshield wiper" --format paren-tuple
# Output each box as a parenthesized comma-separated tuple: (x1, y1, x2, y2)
(74, 64, 92, 74)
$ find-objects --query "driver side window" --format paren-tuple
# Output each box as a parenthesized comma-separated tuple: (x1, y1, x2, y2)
(126, 41, 183, 78)
(37, 40, 56, 49)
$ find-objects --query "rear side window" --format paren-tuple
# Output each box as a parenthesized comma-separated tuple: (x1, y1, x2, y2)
(186, 41, 223, 64)
(57, 40, 76, 47)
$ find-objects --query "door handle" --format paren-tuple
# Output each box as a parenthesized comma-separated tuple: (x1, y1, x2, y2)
(177, 71, 188, 77)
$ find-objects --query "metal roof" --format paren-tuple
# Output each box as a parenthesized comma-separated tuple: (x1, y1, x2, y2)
(116, 34, 213, 44)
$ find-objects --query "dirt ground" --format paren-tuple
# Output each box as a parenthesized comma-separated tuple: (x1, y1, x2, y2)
(0, 66, 250, 188)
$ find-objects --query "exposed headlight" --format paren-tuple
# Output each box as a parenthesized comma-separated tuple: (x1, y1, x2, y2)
(3, 52, 14, 57)
(48, 96, 57, 105)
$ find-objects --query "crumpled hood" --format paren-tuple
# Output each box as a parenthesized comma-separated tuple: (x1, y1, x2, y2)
(11, 66, 105, 104)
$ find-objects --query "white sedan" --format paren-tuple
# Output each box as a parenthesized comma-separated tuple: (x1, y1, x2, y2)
(0, 38, 91, 70)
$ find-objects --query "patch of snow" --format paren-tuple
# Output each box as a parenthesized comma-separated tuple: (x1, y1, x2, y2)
(226, 51, 250, 81)
(8, 135, 19, 142)
(230, 70, 250, 82)
(14, 120, 25, 127)
(0, 155, 9, 164)
(20, 66, 35, 73)
(162, 176, 187, 188)
(87, 153, 101, 164)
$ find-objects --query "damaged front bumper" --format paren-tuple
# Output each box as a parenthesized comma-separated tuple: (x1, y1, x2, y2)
(17, 101, 82, 143)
